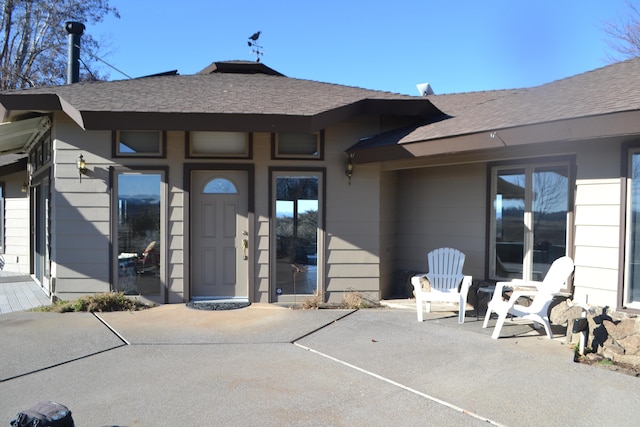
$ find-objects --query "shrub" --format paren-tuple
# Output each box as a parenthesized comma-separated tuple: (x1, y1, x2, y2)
(301, 291, 323, 309)
(31, 292, 154, 313)
(341, 291, 379, 309)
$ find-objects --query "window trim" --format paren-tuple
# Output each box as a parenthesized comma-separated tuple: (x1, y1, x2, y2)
(186, 131, 253, 159)
(271, 131, 324, 160)
(620, 142, 640, 313)
(110, 166, 168, 303)
(112, 131, 167, 158)
(268, 167, 326, 302)
(486, 155, 575, 284)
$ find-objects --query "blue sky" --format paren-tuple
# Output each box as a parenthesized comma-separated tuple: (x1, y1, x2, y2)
(92, 0, 635, 95)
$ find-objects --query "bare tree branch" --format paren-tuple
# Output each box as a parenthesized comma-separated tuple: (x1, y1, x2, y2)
(602, 1, 640, 62)
(0, 0, 119, 90)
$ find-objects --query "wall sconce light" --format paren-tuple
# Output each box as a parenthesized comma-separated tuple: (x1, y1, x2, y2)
(77, 153, 87, 182)
(345, 153, 355, 185)
(21, 182, 28, 193)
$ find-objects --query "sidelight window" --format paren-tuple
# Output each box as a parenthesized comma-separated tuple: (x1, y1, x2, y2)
(114, 170, 165, 300)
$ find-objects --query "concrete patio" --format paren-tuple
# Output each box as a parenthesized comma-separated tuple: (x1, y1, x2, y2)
(1, 298, 639, 426)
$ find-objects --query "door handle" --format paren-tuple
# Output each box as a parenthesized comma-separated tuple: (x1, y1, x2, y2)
(242, 239, 248, 260)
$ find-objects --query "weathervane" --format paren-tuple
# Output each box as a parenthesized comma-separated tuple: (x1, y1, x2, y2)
(247, 31, 263, 62)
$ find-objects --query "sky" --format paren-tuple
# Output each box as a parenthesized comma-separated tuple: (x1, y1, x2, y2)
(88, 0, 637, 95)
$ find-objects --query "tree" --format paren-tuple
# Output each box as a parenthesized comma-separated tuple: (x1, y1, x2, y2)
(0, 0, 119, 90)
(603, 1, 640, 61)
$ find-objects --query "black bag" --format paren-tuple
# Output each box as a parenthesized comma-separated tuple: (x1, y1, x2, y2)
(10, 401, 74, 427)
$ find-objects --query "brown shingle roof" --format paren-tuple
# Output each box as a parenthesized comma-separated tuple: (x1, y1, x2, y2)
(0, 68, 441, 132)
(387, 56, 640, 145)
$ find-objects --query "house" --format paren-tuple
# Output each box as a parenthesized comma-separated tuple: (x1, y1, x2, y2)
(0, 60, 441, 305)
(1, 57, 640, 317)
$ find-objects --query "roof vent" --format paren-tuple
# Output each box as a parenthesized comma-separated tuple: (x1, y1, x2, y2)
(416, 82, 434, 96)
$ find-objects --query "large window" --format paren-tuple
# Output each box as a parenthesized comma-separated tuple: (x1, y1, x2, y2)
(272, 171, 324, 301)
(624, 149, 640, 308)
(114, 170, 164, 299)
(490, 160, 571, 281)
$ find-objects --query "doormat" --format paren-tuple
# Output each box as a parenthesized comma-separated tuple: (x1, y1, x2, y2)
(186, 300, 251, 311)
(0, 275, 33, 284)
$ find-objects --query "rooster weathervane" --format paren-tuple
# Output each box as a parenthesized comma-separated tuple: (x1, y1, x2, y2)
(248, 31, 263, 62)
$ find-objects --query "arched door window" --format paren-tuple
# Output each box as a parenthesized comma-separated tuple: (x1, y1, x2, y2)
(203, 177, 237, 194)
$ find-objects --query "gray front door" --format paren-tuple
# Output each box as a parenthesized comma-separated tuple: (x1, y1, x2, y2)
(191, 170, 248, 299)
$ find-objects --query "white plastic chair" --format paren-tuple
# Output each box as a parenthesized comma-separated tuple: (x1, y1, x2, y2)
(411, 247, 472, 324)
(482, 256, 574, 339)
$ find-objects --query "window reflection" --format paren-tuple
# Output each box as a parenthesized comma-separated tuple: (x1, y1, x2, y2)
(492, 164, 569, 281)
(275, 176, 319, 296)
(627, 153, 640, 304)
(116, 173, 161, 296)
(494, 170, 525, 280)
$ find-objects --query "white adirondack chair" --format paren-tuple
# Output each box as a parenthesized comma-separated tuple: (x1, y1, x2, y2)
(411, 247, 473, 324)
(482, 256, 574, 339)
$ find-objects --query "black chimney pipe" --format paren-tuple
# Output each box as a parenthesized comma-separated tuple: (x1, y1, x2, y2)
(65, 21, 85, 84)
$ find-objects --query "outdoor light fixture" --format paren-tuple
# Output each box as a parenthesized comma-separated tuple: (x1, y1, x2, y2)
(77, 153, 87, 182)
(345, 153, 354, 185)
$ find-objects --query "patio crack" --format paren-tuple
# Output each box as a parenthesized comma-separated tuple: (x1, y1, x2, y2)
(291, 310, 506, 427)
(289, 309, 358, 343)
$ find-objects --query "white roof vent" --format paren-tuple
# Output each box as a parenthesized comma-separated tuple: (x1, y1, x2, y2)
(416, 82, 434, 96)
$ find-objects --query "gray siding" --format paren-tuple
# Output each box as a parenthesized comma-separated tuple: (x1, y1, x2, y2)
(324, 119, 383, 303)
(50, 118, 111, 298)
(395, 163, 486, 283)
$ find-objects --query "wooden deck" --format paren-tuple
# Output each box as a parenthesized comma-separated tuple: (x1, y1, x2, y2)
(0, 273, 50, 314)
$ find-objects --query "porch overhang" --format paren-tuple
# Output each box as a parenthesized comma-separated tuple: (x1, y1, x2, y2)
(346, 110, 640, 164)
(0, 115, 51, 154)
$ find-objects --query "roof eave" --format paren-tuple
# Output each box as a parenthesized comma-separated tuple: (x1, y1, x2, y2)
(0, 94, 63, 121)
(55, 98, 442, 133)
(77, 111, 320, 132)
(348, 110, 640, 164)
(0, 91, 442, 133)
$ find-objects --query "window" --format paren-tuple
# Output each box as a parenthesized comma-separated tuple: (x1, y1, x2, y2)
(28, 135, 51, 173)
(624, 148, 640, 308)
(489, 159, 571, 282)
(272, 171, 324, 301)
(203, 177, 238, 194)
(114, 131, 164, 157)
(188, 132, 251, 158)
(114, 170, 165, 299)
(273, 132, 323, 159)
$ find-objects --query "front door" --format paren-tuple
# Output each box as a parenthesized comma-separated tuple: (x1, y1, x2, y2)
(191, 170, 249, 299)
